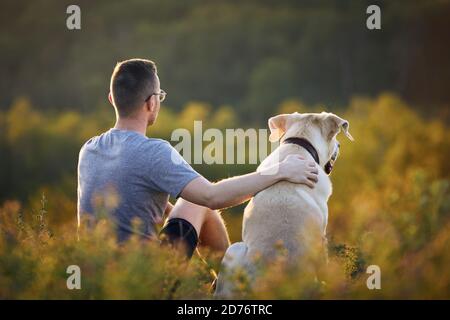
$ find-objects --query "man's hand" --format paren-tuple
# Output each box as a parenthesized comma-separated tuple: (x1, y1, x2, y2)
(278, 154, 319, 188)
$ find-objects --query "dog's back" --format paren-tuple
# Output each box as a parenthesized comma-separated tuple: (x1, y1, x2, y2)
(243, 144, 331, 261)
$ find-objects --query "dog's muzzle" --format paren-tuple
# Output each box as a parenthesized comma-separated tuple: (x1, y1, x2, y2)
(324, 161, 333, 175)
(324, 144, 339, 175)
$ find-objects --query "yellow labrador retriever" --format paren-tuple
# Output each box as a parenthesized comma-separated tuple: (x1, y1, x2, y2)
(215, 112, 353, 298)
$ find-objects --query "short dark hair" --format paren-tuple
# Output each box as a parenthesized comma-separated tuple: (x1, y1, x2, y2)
(110, 59, 158, 117)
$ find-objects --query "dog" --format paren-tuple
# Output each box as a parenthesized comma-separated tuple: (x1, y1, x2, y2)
(215, 112, 353, 298)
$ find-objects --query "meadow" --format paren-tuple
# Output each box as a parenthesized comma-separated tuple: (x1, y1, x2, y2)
(0, 93, 449, 299)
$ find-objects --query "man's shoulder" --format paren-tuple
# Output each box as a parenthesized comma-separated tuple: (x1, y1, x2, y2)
(79, 135, 98, 154)
(139, 137, 175, 156)
(146, 137, 170, 146)
(78, 130, 175, 158)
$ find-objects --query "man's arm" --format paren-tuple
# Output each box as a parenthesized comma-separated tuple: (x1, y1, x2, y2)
(180, 155, 318, 210)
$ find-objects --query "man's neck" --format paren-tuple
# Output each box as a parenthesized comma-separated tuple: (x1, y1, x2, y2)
(114, 117, 148, 136)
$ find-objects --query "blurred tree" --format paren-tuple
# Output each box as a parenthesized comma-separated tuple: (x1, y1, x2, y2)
(0, 0, 449, 121)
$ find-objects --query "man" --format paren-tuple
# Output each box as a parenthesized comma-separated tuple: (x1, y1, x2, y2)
(77, 58, 318, 259)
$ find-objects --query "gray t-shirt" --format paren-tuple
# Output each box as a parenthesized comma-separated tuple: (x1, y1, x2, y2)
(77, 128, 200, 241)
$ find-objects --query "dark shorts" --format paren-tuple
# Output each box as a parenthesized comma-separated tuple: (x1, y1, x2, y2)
(159, 218, 198, 259)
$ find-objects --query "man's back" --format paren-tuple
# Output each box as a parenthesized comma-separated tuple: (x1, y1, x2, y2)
(77, 128, 199, 241)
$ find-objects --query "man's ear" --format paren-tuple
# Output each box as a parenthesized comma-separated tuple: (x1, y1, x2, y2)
(108, 92, 113, 106)
(268, 114, 291, 142)
(323, 113, 354, 141)
(146, 95, 156, 112)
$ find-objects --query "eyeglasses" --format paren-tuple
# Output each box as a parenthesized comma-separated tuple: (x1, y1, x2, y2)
(145, 89, 167, 103)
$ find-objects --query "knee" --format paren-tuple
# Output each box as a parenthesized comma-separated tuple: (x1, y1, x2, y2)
(168, 199, 210, 236)
(203, 208, 221, 224)
(200, 210, 230, 251)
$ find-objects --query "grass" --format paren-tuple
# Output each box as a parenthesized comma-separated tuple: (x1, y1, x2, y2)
(0, 93, 449, 299)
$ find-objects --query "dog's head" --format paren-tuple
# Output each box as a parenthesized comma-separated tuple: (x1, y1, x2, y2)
(268, 112, 354, 174)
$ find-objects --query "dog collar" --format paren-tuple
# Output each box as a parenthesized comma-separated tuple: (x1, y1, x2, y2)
(282, 137, 320, 165)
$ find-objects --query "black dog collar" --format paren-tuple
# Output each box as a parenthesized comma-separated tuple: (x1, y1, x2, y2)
(282, 137, 320, 165)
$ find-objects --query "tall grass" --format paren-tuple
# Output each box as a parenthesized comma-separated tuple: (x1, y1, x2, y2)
(0, 94, 449, 299)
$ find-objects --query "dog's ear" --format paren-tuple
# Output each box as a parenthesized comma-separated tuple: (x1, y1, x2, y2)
(323, 113, 354, 141)
(268, 114, 291, 142)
